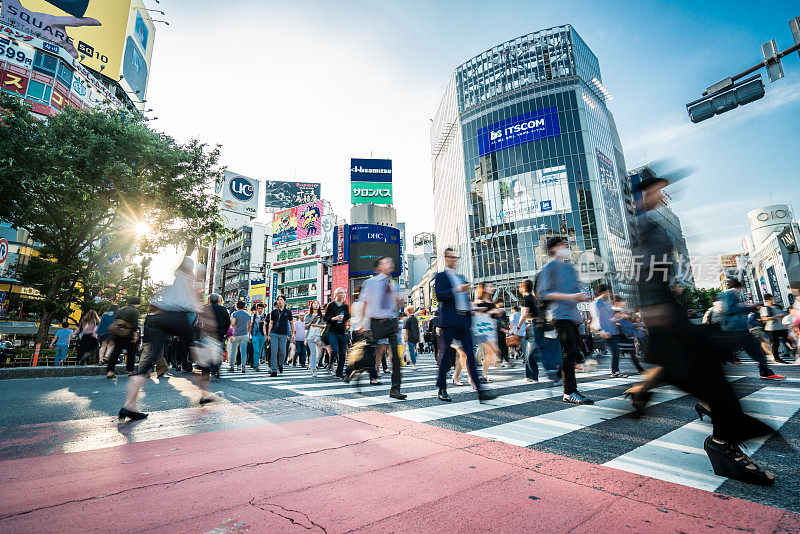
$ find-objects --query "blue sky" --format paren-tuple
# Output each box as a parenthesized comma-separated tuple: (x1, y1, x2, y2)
(146, 0, 800, 285)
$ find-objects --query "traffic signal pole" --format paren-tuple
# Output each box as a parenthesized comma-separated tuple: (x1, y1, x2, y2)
(687, 17, 800, 123)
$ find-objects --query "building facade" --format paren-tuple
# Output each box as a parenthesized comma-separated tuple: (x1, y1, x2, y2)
(431, 25, 634, 303)
(211, 222, 268, 306)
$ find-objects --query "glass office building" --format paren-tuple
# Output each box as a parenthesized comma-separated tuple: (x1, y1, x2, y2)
(432, 25, 635, 301)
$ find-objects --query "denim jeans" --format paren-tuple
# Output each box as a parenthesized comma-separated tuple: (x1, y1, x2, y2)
(329, 332, 348, 378)
(295, 341, 307, 366)
(251, 334, 265, 370)
(524, 329, 539, 380)
(54, 345, 68, 366)
(270, 333, 288, 371)
(307, 341, 320, 372)
(228, 335, 248, 370)
(604, 334, 621, 373)
(406, 342, 417, 364)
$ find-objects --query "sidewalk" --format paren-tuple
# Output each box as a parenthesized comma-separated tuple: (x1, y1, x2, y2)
(0, 365, 129, 380)
(0, 411, 797, 533)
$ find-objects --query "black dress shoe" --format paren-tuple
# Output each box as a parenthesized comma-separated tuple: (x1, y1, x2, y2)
(389, 389, 407, 400)
(438, 389, 452, 402)
(278, 367, 283, 374)
(118, 408, 148, 421)
(478, 390, 497, 403)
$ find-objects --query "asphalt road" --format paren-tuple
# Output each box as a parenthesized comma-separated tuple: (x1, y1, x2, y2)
(1, 353, 798, 513)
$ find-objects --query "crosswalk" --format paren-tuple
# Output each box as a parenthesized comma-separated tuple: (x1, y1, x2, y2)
(215, 355, 800, 495)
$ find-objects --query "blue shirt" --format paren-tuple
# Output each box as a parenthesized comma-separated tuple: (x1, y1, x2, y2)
(536, 259, 582, 323)
(53, 328, 73, 346)
(719, 289, 748, 332)
(97, 312, 114, 337)
(591, 297, 618, 335)
(359, 274, 399, 319)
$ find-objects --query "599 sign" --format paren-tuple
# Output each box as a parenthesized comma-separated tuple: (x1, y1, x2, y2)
(0, 42, 32, 68)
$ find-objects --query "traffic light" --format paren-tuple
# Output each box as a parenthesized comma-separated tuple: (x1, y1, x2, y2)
(687, 75, 765, 123)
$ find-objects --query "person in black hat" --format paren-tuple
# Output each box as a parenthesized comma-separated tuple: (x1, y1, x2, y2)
(535, 235, 593, 405)
(627, 174, 777, 486)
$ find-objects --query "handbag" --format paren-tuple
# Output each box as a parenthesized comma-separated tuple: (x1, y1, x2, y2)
(191, 336, 223, 368)
(505, 334, 521, 347)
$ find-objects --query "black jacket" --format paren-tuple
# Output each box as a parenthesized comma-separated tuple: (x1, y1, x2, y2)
(210, 302, 231, 341)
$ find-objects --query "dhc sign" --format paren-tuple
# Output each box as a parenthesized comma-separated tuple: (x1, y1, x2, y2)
(478, 107, 561, 157)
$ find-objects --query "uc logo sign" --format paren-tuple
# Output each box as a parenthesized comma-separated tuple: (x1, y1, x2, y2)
(229, 176, 254, 202)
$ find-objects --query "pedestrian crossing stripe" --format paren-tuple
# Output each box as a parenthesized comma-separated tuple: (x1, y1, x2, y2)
(603, 385, 800, 492)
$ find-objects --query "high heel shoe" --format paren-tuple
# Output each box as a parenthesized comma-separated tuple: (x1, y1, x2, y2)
(695, 403, 712, 421)
(703, 437, 775, 486)
(118, 408, 148, 422)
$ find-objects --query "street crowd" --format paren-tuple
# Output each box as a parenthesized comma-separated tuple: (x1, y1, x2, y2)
(40, 175, 800, 488)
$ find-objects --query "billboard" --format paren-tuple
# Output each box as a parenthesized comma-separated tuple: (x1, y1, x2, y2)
(249, 278, 266, 305)
(273, 201, 323, 245)
(350, 158, 392, 205)
(482, 165, 571, 226)
(263, 180, 321, 209)
(297, 200, 323, 240)
(351, 181, 393, 204)
(349, 242, 401, 275)
(350, 158, 392, 182)
(272, 206, 297, 245)
(119, 1, 155, 101)
(219, 171, 259, 218)
(348, 224, 401, 276)
(596, 149, 625, 239)
(478, 107, 561, 157)
(1, 0, 151, 90)
(273, 241, 318, 267)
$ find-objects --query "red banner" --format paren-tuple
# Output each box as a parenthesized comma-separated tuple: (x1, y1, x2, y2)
(331, 263, 349, 304)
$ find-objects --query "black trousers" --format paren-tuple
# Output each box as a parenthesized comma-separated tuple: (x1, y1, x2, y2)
(768, 330, 792, 360)
(138, 311, 194, 376)
(106, 337, 136, 373)
(554, 320, 581, 394)
(360, 318, 401, 389)
(436, 314, 482, 391)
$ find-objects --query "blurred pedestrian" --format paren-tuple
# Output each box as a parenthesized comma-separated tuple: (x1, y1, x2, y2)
(761, 294, 792, 363)
(403, 305, 420, 370)
(207, 293, 230, 378)
(105, 298, 141, 378)
(349, 257, 404, 397)
(251, 302, 268, 370)
(434, 248, 495, 403)
(118, 258, 201, 421)
(536, 236, 593, 404)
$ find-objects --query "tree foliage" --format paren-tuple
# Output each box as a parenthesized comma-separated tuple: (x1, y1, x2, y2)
(0, 94, 225, 342)
(678, 286, 719, 312)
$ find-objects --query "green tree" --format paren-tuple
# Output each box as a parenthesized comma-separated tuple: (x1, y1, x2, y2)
(679, 286, 719, 312)
(0, 95, 224, 344)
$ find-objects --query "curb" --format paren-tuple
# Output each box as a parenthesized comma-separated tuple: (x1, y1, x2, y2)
(0, 365, 130, 380)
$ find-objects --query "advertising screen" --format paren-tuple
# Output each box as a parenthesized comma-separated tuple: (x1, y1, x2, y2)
(263, 180, 321, 209)
(272, 207, 297, 246)
(350, 158, 392, 183)
(482, 165, 572, 226)
(1, 0, 144, 83)
(478, 107, 561, 157)
(348, 241, 400, 275)
(297, 200, 323, 240)
(595, 149, 625, 239)
(220, 171, 259, 218)
(351, 181, 393, 205)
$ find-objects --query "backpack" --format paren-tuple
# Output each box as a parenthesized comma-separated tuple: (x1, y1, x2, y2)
(109, 317, 135, 339)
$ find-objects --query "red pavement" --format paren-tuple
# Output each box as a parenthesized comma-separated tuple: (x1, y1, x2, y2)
(0, 411, 797, 533)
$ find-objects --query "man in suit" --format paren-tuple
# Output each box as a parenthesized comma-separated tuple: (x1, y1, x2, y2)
(434, 248, 496, 403)
(208, 293, 231, 378)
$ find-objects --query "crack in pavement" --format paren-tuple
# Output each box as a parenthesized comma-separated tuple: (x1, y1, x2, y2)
(0, 434, 393, 521)
(248, 499, 327, 533)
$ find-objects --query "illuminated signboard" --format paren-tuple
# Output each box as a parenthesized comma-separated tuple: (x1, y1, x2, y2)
(478, 107, 560, 157)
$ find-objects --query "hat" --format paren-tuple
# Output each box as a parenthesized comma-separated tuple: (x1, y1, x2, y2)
(633, 167, 668, 192)
(547, 236, 568, 250)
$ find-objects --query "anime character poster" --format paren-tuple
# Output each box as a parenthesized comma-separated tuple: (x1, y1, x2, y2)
(297, 201, 323, 240)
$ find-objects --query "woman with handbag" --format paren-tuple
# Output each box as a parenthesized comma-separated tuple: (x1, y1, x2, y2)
(305, 300, 325, 377)
(77, 310, 100, 365)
